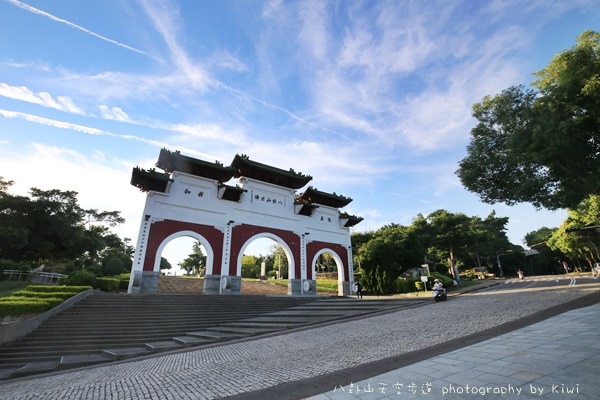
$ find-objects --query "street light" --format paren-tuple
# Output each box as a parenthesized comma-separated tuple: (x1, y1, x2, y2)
(496, 250, 512, 278)
(123, 237, 131, 254)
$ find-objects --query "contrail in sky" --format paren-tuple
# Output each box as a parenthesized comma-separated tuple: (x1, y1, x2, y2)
(6, 0, 154, 58)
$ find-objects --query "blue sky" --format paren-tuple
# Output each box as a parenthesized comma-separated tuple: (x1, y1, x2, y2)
(1, 0, 599, 271)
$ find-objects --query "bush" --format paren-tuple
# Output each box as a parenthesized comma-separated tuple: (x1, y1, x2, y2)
(96, 277, 120, 292)
(66, 270, 97, 287)
(119, 278, 130, 291)
(0, 299, 54, 315)
(0, 296, 65, 314)
(24, 285, 91, 293)
(0, 259, 32, 272)
(430, 272, 453, 288)
(11, 291, 80, 301)
(0, 284, 92, 315)
(394, 279, 414, 293)
(403, 279, 414, 293)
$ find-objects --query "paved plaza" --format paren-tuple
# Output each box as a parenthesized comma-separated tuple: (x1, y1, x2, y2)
(0, 279, 598, 400)
(308, 302, 600, 399)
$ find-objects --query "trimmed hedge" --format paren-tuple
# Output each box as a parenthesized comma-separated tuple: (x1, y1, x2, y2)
(21, 285, 90, 293)
(96, 277, 120, 292)
(430, 272, 454, 288)
(10, 291, 80, 300)
(394, 272, 454, 294)
(0, 285, 92, 315)
(0, 300, 55, 315)
(0, 296, 65, 315)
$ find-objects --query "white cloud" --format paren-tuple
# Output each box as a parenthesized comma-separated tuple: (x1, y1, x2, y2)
(0, 109, 173, 149)
(209, 51, 248, 72)
(98, 105, 130, 122)
(0, 82, 85, 115)
(6, 0, 154, 58)
(166, 122, 246, 145)
(138, 0, 210, 90)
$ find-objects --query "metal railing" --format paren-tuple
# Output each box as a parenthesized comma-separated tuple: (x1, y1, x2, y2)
(2, 270, 66, 285)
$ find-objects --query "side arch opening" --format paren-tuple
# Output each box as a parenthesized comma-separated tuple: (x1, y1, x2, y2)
(311, 248, 345, 295)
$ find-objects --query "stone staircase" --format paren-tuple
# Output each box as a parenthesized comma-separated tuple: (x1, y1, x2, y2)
(0, 290, 422, 381)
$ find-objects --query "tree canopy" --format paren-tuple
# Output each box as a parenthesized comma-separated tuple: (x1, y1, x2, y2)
(0, 177, 126, 273)
(178, 241, 206, 275)
(457, 31, 600, 210)
(354, 210, 515, 294)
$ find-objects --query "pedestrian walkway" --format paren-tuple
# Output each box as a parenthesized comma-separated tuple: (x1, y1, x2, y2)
(309, 302, 600, 399)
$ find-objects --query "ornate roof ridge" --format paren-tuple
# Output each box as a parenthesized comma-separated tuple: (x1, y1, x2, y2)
(156, 148, 236, 181)
(296, 186, 353, 208)
(231, 154, 312, 189)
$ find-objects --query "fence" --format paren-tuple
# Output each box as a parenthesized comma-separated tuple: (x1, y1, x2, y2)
(2, 270, 66, 285)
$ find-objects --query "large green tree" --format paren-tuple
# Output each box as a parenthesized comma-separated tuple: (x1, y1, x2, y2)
(178, 241, 207, 275)
(457, 31, 600, 210)
(548, 195, 600, 269)
(0, 177, 124, 266)
(353, 209, 518, 293)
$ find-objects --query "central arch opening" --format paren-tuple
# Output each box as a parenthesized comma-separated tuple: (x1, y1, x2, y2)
(160, 236, 208, 277)
(239, 236, 290, 295)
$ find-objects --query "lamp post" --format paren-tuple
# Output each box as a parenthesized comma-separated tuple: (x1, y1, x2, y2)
(123, 237, 131, 254)
(496, 250, 511, 278)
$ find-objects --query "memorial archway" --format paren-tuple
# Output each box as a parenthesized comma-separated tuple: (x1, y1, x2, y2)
(128, 149, 363, 296)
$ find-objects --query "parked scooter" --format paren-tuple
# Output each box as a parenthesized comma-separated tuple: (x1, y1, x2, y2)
(432, 279, 447, 302)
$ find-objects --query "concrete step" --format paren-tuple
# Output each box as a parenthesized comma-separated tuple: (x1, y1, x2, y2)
(0, 292, 422, 380)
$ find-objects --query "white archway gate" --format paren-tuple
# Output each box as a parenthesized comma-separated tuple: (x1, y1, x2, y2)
(128, 149, 363, 296)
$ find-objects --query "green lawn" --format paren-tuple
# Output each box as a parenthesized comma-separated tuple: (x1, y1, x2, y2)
(0, 280, 30, 298)
(266, 279, 338, 293)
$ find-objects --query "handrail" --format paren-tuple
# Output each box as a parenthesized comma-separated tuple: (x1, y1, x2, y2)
(2, 270, 67, 284)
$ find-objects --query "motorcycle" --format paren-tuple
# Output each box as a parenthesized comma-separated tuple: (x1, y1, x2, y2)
(433, 286, 447, 302)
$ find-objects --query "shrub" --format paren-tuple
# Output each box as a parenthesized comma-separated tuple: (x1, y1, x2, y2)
(96, 277, 120, 292)
(0, 296, 64, 314)
(402, 279, 414, 293)
(0, 299, 54, 315)
(394, 279, 415, 293)
(430, 272, 454, 288)
(66, 270, 97, 287)
(0, 285, 92, 315)
(11, 291, 79, 301)
(394, 279, 403, 293)
(24, 285, 91, 293)
(0, 259, 32, 272)
(118, 278, 130, 291)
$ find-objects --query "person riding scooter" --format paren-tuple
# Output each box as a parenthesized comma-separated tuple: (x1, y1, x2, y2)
(432, 279, 447, 302)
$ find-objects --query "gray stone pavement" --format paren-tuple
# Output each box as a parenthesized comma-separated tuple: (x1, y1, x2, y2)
(0, 277, 598, 400)
(308, 302, 600, 400)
